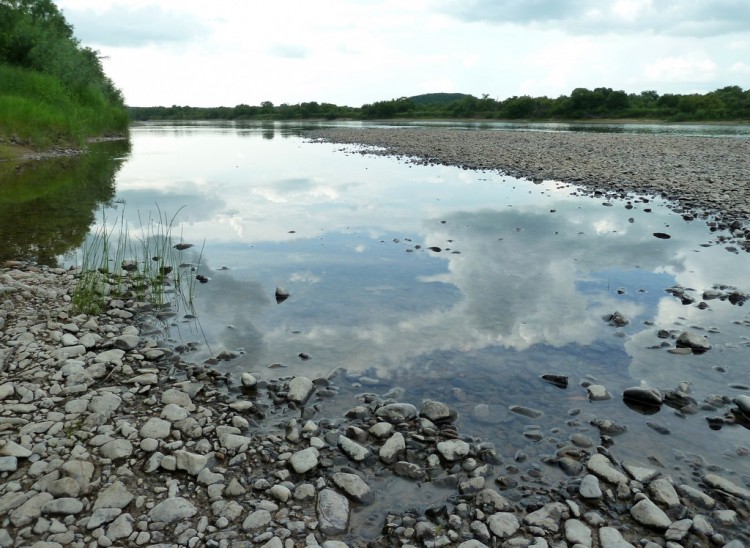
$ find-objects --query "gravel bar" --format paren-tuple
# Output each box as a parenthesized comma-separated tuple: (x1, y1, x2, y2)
(310, 127, 750, 227)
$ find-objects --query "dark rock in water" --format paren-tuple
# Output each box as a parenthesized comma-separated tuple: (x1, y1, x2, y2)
(540, 374, 568, 389)
(427, 246, 442, 252)
(646, 421, 670, 435)
(509, 405, 542, 419)
(663, 390, 698, 411)
(623, 387, 662, 407)
(275, 287, 290, 304)
(676, 330, 711, 353)
(653, 232, 671, 239)
(195, 274, 209, 284)
(733, 395, 750, 418)
(603, 311, 629, 327)
(656, 329, 671, 339)
(174, 243, 194, 250)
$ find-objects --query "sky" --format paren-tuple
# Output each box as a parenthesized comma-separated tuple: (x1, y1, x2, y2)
(55, 0, 750, 108)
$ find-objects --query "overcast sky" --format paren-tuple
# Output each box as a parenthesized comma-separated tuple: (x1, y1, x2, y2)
(56, 0, 750, 107)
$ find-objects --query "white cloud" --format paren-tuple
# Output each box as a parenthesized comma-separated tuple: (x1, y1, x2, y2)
(645, 53, 718, 83)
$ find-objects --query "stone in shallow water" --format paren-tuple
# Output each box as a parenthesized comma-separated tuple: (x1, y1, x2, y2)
(623, 386, 662, 407)
(379, 432, 405, 464)
(338, 435, 370, 462)
(703, 473, 750, 500)
(332, 472, 373, 504)
(587, 454, 628, 484)
(437, 439, 470, 461)
(733, 394, 750, 418)
(420, 400, 452, 422)
(287, 376, 314, 404)
(676, 330, 711, 352)
(375, 403, 418, 423)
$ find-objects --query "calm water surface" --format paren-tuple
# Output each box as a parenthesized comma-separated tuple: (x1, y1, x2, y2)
(69, 122, 750, 510)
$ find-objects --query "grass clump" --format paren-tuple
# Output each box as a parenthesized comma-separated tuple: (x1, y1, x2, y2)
(71, 206, 202, 316)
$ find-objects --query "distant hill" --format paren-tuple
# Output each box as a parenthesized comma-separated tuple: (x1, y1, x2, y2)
(408, 93, 474, 105)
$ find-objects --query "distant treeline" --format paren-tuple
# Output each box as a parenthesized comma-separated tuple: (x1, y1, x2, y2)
(130, 87, 750, 123)
(0, 0, 128, 149)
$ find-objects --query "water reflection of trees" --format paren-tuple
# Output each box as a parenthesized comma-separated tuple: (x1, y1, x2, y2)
(0, 139, 131, 266)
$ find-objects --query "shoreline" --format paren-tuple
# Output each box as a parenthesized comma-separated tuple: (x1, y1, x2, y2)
(2, 254, 750, 547)
(309, 127, 750, 240)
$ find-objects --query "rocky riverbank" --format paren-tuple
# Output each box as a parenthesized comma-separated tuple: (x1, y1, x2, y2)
(309, 127, 750, 240)
(2, 262, 750, 547)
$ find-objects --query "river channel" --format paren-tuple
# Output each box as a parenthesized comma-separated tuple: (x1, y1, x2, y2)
(5, 121, 750, 520)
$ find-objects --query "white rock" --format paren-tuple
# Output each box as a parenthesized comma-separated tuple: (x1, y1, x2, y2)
(630, 498, 671, 530)
(317, 489, 349, 535)
(338, 435, 370, 462)
(379, 432, 405, 464)
(242, 509, 272, 531)
(139, 418, 171, 439)
(332, 472, 373, 504)
(241, 373, 258, 387)
(175, 450, 208, 476)
(436, 439, 470, 461)
(487, 512, 519, 538)
(565, 518, 592, 547)
(649, 478, 680, 507)
(579, 474, 602, 499)
(95, 349, 126, 364)
(148, 497, 197, 523)
(587, 454, 628, 484)
(289, 447, 319, 474)
(99, 439, 133, 460)
(598, 526, 635, 547)
(0, 440, 31, 458)
(287, 377, 314, 404)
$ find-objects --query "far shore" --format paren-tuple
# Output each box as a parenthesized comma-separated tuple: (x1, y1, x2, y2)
(310, 126, 750, 231)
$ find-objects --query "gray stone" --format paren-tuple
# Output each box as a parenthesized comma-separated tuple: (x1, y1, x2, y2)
(268, 485, 291, 503)
(587, 384, 611, 401)
(317, 489, 349, 535)
(475, 489, 510, 512)
(379, 432, 404, 464)
(113, 335, 140, 350)
(420, 400, 452, 422)
(374, 403, 418, 423)
(598, 526, 635, 547)
(565, 518, 592, 547)
(41, 497, 84, 515)
(139, 417, 171, 439)
(678, 484, 716, 508)
(241, 373, 258, 387)
(676, 330, 711, 351)
(392, 461, 424, 480)
(93, 481, 134, 510)
(87, 508, 122, 529)
(242, 509, 272, 531)
(579, 474, 602, 499)
(10, 492, 54, 527)
(89, 393, 122, 414)
(219, 433, 254, 451)
(106, 512, 134, 540)
(0, 456, 17, 472)
(587, 454, 628, 484)
(523, 502, 568, 533)
(338, 435, 370, 462)
(148, 497, 198, 523)
(0, 439, 32, 458)
(332, 472, 373, 504)
(95, 349, 125, 363)
(703, 473, 750, 499)
(649, 478, 680, 507)
(99, 439, 133, 460)
(665, 518, 693, 541)
(161, 389, 195, 411)
(630, 497, 672, 530)
(175, 450, 208, 476)
(289, 447, 319, 474)
(487, 512, 519, 539)
(287, 376, 314, 404)
(436, 439, 470, 461)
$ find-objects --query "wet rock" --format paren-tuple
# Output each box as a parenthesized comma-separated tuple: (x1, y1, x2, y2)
(603, 311, 629, 327)
(540, 374, 568, 389)
(375, 403, 418, 423)
(587, 384, 611, 401)
(392, 461, 424, 480)
(703, 473, 750, 499)
(379, 432, 405, 464)
(332, 472, 373, 504)
(287, 376, 314, 404)
(733, 394, 750, 418)
(317, 488, 349, 535)
(420, 400, 453, 422)
(623, 386, 662, 407)
(676, 330, 711, 352)
(587, 454, 628, 484)
(523, 502, 568, 533)
(241, 373, 258, 387)
(338, 435, 370, 462)
(509, 405, 542, 418)
(487, 512, 519, 539)
(437, 439, 470, 461)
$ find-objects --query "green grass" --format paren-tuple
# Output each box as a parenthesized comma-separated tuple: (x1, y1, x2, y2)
(71, 206, 202, 316)
(0, 64, 128, 149)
